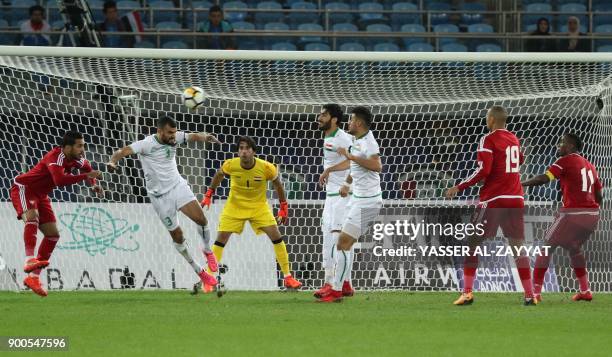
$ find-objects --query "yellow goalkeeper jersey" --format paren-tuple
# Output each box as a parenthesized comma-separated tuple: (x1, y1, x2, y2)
(222, 157, 278, 210)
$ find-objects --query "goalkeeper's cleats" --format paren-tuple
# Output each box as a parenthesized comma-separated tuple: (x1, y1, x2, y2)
(24, 276, 47, 297)
(524, 297, 538, 306)
(342, 281, 355, 297)
(283, 275, 302, 290)
(198, 269, 218, 287)
(316, 289, 343, 303)
(202, 249, 218, 273)
(313, 283, 332, 298)
(23, 257, 48, 273)
(534, 294, 542, 304)
(572, 290, 593, 302)
(453, 292, 474, 306)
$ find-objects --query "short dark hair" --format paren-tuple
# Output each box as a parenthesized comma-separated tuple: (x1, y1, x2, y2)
(237, 136, 257, 152)
(157, 116, 177, 129)
(62, 131, 83, 147)
(103, 1, 117, 13)
(209, 5, 222, 14)
(564, 132, 583, 151)
(351, 106, 373, 128)
(29, 5, 44, 16)
(323, 104, 343, 125)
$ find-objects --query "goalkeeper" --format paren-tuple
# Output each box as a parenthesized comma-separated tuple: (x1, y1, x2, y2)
(201, 136, 302, 292)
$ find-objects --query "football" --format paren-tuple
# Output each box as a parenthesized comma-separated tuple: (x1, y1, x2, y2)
(182, 86, 205, 109)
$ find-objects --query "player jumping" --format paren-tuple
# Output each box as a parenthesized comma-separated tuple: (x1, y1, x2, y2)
(10, 131, 102, 296)
(107, 116, 220, 289)
(445, 105, 536, 306)
(200, 136, 302, 292)
(317, 106, 383, 303)
(522, 133, 603, 302)
(314, 104, 355, 298)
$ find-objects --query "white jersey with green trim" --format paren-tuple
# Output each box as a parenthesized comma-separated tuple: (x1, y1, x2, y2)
(349, 131, 382, 198)
(323, 128, 353, 194)
(129, 131, 188, 197)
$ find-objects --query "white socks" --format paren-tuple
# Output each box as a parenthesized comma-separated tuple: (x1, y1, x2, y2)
(198, 224, 212, 253)
(323, 231, 339, 284)
(174, 241, 201, 274)
(333, 248, 353, 291)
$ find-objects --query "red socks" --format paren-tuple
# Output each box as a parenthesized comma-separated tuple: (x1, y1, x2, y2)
(31, 236, 60, 276)
(24, 220, 38, 257)
(571, 252, 589, 292)
(515, 256, 533, 298)
(463, 255, 478, 294)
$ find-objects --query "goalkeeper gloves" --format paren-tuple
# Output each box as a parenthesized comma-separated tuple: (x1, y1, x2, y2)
(276, 201, 289, 225)
(201, 188, 214, 209)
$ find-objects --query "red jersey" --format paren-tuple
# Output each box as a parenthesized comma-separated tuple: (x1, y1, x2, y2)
(458, 129, 524, 203)
(546, 153, 602, 209)
(13, 147, 96, 195)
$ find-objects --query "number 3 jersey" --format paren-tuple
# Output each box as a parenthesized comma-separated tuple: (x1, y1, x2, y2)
(457, 129, 524, 203)
(546, 153, 602, 209)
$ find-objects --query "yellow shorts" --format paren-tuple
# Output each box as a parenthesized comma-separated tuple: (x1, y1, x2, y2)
(218, 204, 277, 235)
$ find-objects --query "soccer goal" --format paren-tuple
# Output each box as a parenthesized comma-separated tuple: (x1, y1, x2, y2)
(0, 47, 610, 292)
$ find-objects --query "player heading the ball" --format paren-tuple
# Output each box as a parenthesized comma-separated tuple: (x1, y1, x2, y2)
(317, 106, 383, 303)
(201, 136, 302, 292)
(107, 116, 222, 289)
(10, 131, 103, 297)
(445, 105, 536, 306)
(522, 133, 604, 303)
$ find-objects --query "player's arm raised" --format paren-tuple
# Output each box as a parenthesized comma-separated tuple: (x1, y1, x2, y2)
(186, 132, 221, 144)
(79, 159, 104, 197)
(336, 147, 382, 172)
(272, 175, 289, 225)
(106, 146, 135, 173)
(201, 168, 226, 209)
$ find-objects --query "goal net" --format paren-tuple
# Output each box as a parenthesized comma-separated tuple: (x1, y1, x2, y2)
(0, 47, 610, 292)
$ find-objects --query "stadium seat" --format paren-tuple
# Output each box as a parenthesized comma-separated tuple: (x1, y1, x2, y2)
(162, 40, 188, 49)
(595, 24, 612, 46)
(87, 0, 105, 22)
(297, 23, 323, 45)
(232, 21, 257, 48)
(433, 23, 459, 45)
(597, 45, 612, 52)
(324, 2, 353, 26)
(408, 42, 434, 51)
(373, 42, 400, 52)
(594, 4, 612, 27)
(441, 42, 467, 51)
(366, 23, 392, 46)
(358, 2, 385, 27)
(288, 1, 319, 28)
(149, 1, 180, 24)
(400, 23, 426, 48)
(0, 19, 15, 45)
(263, 22, 291, 45)
(390, 2, 420, 30)
(426, 2, 451, 26)
(304, 42, 330, 51)
(255, 1, 284, 26)
(232, 21, 256, 30)
(460, 2, 486, 26)
(332, 22, 359, 46)
(525, 3, 553, 13)
(271, 41, 297, 51)
(467, 23, 494, 33)
(223, 1, 248, 23)
(339, 42, 366, 51)
(155, 21, 183, 44)
(191, 1, 213, 9)
(476, 43, 502, 52)
(6, 0, 37, 21)
(134, 40, 156, 48)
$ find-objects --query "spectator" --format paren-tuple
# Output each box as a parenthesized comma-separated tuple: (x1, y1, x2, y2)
(559, 16, 591, 52)
(96, 1, 133, 48)
(526, 17, 556, 52)
(20, 5, 51, 46)
(197, 5, 236, 49)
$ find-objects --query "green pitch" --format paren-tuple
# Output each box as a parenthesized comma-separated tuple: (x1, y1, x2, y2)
(1, 291, 611, 356)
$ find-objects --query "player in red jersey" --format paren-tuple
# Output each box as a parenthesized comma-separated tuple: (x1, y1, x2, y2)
(522, 133, 603, 302)
(445, 105, 536, 306)
(9, 131, 102, 297)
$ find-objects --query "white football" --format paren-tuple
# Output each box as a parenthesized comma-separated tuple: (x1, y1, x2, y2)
(182, 86, 206, 110)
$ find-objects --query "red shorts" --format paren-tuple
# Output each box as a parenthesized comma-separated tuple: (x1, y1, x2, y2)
(545, 211, 599, 250)
(472, 197, 525, 240)
(9, 183, 56, 224)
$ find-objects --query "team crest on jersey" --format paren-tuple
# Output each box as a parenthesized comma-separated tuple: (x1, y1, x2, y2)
(324, 143, 335, 151)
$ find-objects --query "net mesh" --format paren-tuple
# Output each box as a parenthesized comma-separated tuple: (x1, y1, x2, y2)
(0, 52, 610, 291)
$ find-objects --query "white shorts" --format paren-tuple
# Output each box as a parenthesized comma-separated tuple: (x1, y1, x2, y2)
(342, 194, 383, 240)
(322, 194, 350, 233)
(149, 180, 196, 231)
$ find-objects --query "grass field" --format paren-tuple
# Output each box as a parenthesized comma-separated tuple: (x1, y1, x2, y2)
(2, 291, 612, 356)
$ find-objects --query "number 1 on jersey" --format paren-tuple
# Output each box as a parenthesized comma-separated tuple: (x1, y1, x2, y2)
(581, 167, 595, 192)
(505, 146, 520, 173)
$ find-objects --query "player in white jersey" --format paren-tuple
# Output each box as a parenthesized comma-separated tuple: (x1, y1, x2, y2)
(317, 106, 383, 303)
(313, 104, 354, 299)
(106, 116, 220, 288)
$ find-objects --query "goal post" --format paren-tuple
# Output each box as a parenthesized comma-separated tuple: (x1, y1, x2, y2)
(0, 46, 610, 292)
